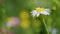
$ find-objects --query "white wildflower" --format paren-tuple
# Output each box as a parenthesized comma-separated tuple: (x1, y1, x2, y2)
(52, 28, 58, 34)
(31, 7, 51, 17)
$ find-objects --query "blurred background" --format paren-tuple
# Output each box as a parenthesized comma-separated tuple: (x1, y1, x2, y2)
(0, 0, 60, 34)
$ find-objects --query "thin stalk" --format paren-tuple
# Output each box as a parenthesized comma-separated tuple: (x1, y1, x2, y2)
(42, 17, 49, 34)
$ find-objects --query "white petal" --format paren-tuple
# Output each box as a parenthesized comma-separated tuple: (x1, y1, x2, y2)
(32, 14, 36, 17)
(31, 10, 36, 13)
(41, 11, 49, 15)
(36, 13, 40, 17)
(44, 9, 51, 12)
(31, 10, 37, 17)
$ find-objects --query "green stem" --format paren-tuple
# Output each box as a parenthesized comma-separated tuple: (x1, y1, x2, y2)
(42, 18, 49, 34)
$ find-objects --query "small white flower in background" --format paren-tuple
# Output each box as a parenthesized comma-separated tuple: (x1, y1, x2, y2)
(7, 17, 20, 29)
(31, 7, 51, 17)
(52, 28, 58, 34)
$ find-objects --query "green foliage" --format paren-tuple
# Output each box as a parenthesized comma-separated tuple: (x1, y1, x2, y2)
(0, 0, 60, 34)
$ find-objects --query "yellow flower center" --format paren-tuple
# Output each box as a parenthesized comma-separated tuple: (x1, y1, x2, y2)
(36, 8, 44, 12)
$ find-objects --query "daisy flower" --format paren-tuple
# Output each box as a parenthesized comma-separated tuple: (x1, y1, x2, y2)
(31, 7, 51, 17)
(7, 17, 20, 29)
